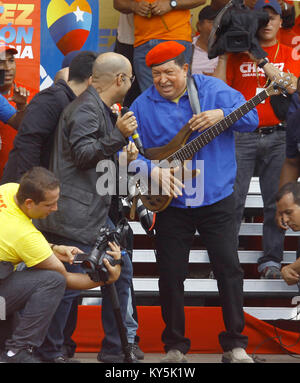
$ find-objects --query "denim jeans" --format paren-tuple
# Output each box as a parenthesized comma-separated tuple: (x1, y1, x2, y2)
(233, 130, 286, 272)
(125, 286, 138, 344)
(103, 217, 137, 352)
(0, 269, 66, 352)
(133, 39, 192, 92)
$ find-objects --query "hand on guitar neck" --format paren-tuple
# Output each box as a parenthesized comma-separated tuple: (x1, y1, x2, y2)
(248, 52, 297, 95)
(150, 166, 184, 199)
(189, 109, 224, 132)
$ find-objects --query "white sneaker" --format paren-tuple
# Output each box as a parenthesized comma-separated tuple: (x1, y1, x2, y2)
(222, 347, 254, 363)
(160, 349, 188, 363)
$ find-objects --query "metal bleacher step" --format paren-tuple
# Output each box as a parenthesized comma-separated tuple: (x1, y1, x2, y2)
(129, 221, 299, 237)
(131, 278, 299, 297)
(82, 278, 299, 300)
(132, 249, 296, 264)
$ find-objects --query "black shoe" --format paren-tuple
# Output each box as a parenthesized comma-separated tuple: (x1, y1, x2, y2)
(97, 350, 140, 363)
(42, 355, 81, 363)
(0, 347, 42, 363)
(128, 343, 144, 360)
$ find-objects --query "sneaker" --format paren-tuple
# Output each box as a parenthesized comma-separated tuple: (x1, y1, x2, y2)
(222, 348, 254, 363)
(128, 343, 144, 360)
(260, 266, 282, 279)
(160, 349, 187, 363)
(0, 347, 42, 363)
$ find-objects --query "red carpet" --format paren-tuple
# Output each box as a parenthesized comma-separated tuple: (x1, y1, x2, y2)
(72, 306, 300, 354)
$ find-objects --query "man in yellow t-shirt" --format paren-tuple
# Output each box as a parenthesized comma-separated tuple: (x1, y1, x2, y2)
(0, 167, 121, 363)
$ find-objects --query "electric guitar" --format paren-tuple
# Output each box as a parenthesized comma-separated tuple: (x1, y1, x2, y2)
(137, 74, 293, 213)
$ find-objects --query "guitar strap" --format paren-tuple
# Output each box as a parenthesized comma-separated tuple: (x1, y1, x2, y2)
(187, 75, 201, 115)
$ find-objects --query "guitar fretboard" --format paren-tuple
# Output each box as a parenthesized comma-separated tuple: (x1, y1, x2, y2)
(167, 88, 269, 164)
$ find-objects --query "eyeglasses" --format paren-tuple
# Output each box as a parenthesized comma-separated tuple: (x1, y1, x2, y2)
(117, 73, 135, 85)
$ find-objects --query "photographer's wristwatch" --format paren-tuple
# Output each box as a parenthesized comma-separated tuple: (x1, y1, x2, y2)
(170, 0, 177, 8)
(111, 258, 124, 266)
(257, 57, 269, 68)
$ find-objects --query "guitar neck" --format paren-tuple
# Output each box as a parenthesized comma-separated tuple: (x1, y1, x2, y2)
(169, 88, 269, 163)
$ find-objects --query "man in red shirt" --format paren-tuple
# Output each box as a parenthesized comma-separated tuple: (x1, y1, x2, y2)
(214, 0, 300, 279)
(0, 42, 30, 180)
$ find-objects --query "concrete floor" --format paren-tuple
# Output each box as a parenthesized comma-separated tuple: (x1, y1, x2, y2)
(75, 352, 300, 363)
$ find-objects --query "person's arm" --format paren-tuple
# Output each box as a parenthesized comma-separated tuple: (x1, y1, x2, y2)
(113, 0, 205, 16)
(150, 0, 205, 16)
(34, 242, 122, 290)
(7, 109, 26, 130)
(281, 260, 300, 285)
(6, 84, 29, 130)
(113, 0, 152, 16)
(212, 54, 228, 83)
(279, 157, 300, 189)
(250, 56, 298, 94)
(67, 104, 133, 170)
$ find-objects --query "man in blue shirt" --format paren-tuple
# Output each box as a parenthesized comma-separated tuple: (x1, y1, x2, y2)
(129, 41, 259, 363)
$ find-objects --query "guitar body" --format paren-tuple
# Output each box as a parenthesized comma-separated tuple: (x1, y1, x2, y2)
(139, 122, 198, 213)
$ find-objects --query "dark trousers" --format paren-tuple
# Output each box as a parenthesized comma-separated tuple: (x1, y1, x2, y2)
(155, 194, 248, 353)
(0, 269, 66, 352)
(234, 130, 286, 272)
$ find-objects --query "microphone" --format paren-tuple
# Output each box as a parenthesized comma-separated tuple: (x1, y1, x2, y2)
(121, 107, 145, 156)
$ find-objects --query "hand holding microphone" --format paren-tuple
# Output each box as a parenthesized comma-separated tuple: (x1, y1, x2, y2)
(118, 107, 144, 156)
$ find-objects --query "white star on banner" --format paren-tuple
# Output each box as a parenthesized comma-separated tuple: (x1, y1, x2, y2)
(73, 6, 84, 22)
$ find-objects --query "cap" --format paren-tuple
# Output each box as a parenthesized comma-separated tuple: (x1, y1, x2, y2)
(254, 0, 282, 16)
(145, 41, 186, 67)
(0, 41, 18, 55)
(198, 6, 219, 21)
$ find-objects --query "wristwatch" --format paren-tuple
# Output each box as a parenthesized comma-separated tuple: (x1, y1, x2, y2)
(110, 258, 124, 266)
(257, 57, 269, 69)
(170, 0, 177, 9)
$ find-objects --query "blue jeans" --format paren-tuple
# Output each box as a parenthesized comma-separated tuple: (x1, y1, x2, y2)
(37, 231, 133, 359)
(126, 287, 138, 344)
(104, 217, 137, 351)
(233, 130, 286, 272)
(133, 39, 192, 92)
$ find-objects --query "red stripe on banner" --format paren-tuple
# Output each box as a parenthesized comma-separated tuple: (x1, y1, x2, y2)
(56, 29, 90, 56)
(72, 306, 300, 354)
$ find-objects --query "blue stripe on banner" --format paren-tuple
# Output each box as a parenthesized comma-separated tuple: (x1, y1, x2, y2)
(48, 12, 92, 44)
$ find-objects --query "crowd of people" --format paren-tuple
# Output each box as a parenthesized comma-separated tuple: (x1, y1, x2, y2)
(0, 0, 300, 364)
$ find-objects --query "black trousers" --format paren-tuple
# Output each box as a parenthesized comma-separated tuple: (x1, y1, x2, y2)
(155, 193, 248, 353)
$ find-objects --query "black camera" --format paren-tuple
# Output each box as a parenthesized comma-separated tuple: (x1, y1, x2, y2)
(208, 0, 270, 59)
(73, 218, 130, 283)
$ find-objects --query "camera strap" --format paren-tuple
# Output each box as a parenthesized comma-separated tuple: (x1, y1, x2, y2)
(187, 75, 201, 115)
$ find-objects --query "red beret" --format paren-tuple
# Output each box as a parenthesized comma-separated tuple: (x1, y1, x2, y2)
(145, 41, 186, 67)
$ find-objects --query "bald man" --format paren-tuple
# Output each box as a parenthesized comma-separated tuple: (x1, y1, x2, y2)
(35, 52, 139, 363)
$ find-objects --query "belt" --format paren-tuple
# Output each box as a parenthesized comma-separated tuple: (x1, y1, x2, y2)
(255, 123, 287, 135)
